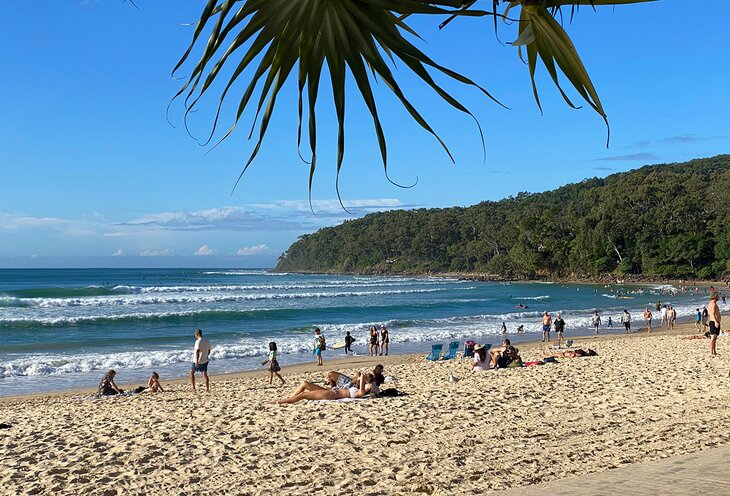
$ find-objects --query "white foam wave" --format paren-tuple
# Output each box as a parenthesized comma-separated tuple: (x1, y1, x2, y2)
(5, 287, 448, 310)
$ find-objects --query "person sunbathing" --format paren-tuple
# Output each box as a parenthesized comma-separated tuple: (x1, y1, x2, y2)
(326, 364, 385, 390)
(489, 339, 521, 369)
(325, 371, 353, 389)
(545, 348, 597, 359)
(277, 374, 375, 404)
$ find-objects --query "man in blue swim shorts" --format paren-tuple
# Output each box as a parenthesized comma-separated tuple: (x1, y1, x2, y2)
(190, 328, 211, 392)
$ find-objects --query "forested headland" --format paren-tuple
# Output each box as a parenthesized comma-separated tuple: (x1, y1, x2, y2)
(276, 156, 730, 280)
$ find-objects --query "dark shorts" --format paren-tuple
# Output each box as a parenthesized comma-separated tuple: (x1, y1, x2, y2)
(624, 322, 631, 329)
(709, 322, 721, 336)
(542, 325, 551, 333)
(191, 361, 209, 373)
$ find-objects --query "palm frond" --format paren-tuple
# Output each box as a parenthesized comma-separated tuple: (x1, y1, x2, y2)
(172, 0, 501, 201)
(507, 0, 656, 146)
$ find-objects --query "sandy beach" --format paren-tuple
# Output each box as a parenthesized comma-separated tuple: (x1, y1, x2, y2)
(2, 321, 729, 495)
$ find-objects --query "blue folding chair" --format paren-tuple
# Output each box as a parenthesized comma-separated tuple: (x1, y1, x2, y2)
(426, 344, 443, 361)
(441, 341, 460, 360)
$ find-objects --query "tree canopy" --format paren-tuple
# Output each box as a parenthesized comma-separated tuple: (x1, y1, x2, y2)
(276, 155, 730, 279)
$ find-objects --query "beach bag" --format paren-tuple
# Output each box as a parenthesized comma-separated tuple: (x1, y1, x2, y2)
(507, 358, 523, 368)
(318, 335, 327, 351)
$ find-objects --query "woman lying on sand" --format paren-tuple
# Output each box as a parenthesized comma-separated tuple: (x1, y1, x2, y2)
(545, 349, 597, 359)
(277, 373, 375, 404)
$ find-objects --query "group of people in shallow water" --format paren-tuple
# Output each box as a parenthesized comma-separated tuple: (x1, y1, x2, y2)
(276, 364, 386, 404)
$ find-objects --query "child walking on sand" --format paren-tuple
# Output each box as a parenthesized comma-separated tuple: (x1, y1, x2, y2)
(264, 342, 285, 385)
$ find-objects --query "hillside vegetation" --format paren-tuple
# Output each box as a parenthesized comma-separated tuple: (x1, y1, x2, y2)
(276, 156, 730, 279)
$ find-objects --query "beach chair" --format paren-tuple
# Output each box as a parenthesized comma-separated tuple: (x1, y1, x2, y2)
(441, 341, 460, 360)
(426, 344, 443, 361)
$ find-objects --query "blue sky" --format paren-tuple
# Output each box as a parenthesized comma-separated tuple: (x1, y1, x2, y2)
(1, 1, 728, 268)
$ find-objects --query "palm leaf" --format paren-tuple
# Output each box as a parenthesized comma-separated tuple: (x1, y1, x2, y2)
(507, 0, 656, 146)
(172, 0, 500, 203)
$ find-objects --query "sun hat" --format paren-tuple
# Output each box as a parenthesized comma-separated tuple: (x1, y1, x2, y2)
(473, 344, 483, 351)
(710, 290, 719, 300)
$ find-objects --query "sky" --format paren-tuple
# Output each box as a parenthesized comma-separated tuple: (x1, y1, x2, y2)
(1, 1, 728, 268)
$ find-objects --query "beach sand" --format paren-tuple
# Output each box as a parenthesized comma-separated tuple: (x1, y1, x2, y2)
(1, 322, 729, 495)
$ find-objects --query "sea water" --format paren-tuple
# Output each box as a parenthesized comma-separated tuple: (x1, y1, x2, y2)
(0, 268, 718, 396)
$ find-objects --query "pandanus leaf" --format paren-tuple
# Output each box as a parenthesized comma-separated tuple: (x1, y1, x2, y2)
(172, 0, 500, 204)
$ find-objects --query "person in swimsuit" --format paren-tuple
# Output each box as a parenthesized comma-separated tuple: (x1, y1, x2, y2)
(276, 374, 374, 404)
(147, 372, 164, 393)
(643, 308, 653, 334)
(541, 312, 552, 342)
(708, 290, 721, 357)
(380, 325, 389, 356)
(369, 326, 379, 356)
(98, 369, 123, 397)
(325, 371, 353, 389)
(489, 339, 520, 369)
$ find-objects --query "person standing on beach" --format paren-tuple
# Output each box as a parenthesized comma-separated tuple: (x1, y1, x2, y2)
(264, 342, 285, 385)
(661, 305, 668, 328)
(314, 328, 325, 366)
(695, 308, 703, 333)
(190, 328, 211, 393)
(541, 312, 552, 342)
(668, 306, 677, 330)
(554, 314, 565, 347)
(607, 316, 613, 328)
(369, 326, 379, 356)
(708, 291, 721, 357)
(344, 331, 355, 355)
(380, 325, 389, 356)
(643, 308, 653, 334)
(621, 310, 631, 333)
(591, 312, 601, 335)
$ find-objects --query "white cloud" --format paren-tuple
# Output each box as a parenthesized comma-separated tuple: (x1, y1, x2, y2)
(139, 249, 174, 257)
(0, 214, 68, 231)
(117, 207, 301, 232)
(194, 245, 215, 256)
(112, 249, 124, 257)
(237, 244, 268, 256)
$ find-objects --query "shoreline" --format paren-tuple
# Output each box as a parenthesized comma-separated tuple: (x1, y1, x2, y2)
(0, 316, 705, 404)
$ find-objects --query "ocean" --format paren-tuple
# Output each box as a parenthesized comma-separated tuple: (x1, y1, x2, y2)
(0, 268, 718, 396)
